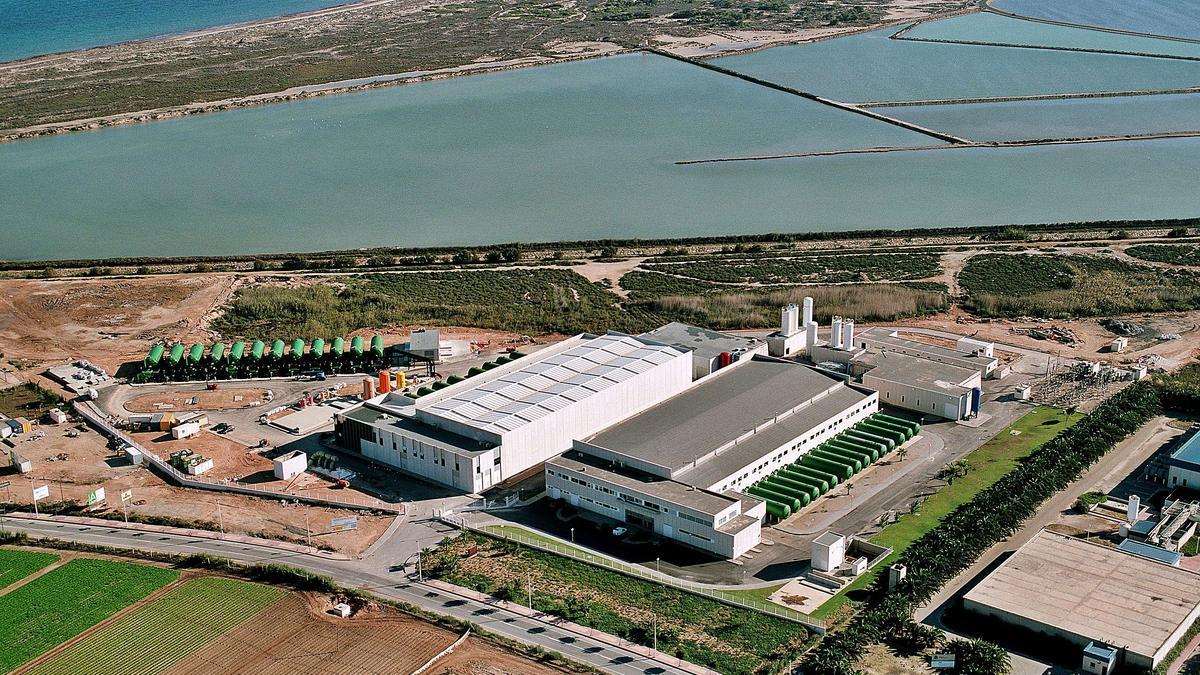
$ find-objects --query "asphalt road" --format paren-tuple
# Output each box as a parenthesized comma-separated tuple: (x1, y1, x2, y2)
(2, 516, 690, 675)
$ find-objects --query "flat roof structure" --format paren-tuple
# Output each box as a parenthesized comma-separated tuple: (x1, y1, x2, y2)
(548, 450, 737, 516)
(1118, 539, 1182, 566)
(640, 322, 764, 362)
(857, 327, 998, 375)
(582, 358, 872, 483)
(964, 530, 1200, 667)
(855, 351, 979, 392)
(1169, 429, 1200, 472)
(420, 333, 684, 435)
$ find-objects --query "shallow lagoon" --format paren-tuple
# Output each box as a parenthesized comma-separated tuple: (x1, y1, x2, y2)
(991, 0, 1200, 40)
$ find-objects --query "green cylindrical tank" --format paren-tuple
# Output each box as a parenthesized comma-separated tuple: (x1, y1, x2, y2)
(187, 344, 204, 364)
(331, 337, 345, 356)
(510, 351, 526, 359)
(841, 436, 886, 460)
(868, 417, 914, 440)
(759, 480, 811, 508)
(495, 355, 512, 364)
(145, 344, 165, 367)
(828, 438, 879, 462)
(859, 421, 905, 445)
(431, 380, 450, 390)
(290, 339, 305, 359)
(370, 335, 384, 356)
(817, 447, 866, 472)
(271, 339, 285, 359)
(812, 449, 860, 473)
(251, 340, 265, 360)
(229, 341, 245, 362)
(845, 428, 895, 450)
(467, 367, 485, 377)
(210, 342, 226, 363)
(765, 474, 820, 501)
(351, 336, 365, 356)
(747, 486, 800, 512)
(763, 500, 792, 520)
(311, 338, 325, 358)
(877, 413, 921, 435)
(800, 455, 852, 480)
(169, 344, 185, 365)
(447, 375, 465, 384)
(778, 468, 829, 494)
(405, 392, 420, 399)
(482, 361, 499, 370)
(417, 386, 434, 396)
(787, 464, 839, 488)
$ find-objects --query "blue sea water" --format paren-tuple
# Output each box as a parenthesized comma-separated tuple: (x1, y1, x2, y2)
(0, 0, 350, 63)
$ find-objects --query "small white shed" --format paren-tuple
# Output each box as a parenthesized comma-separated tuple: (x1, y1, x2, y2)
(813, 532, 846, 573)
(273, 450, 308, 480)
(171, 422, 201, 440)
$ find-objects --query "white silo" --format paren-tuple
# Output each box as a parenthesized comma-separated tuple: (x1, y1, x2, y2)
(830, 316, 844, 349)
(802, 296, 814, 326)
(807, 321, 818, 350)
(842, 319, 855, 350)
(1127, 494, 1140, 523)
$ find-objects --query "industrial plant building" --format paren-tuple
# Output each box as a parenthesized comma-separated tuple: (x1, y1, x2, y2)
(963, 530, 1200, 671)
(335, 332, 693, 492)
(639, 322, 767, 380)
(545, 357, 878, 558)
(853, 327, 999, 379)
(1167, 430, 1200, 490)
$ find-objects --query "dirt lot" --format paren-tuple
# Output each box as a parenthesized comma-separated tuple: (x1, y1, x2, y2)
(1, 429, 392, 555)
(0, 275, 237, 377)
(125, 388, 269, 412)
(130, 430, 269, 481)
(165, 591, 569, 675)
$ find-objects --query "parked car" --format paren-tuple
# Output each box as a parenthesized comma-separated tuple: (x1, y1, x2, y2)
(612, 526, 628, 537)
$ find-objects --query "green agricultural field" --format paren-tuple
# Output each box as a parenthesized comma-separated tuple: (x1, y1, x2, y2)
(0, 558, 178, 671)
(0, 549, 59, 588)
(812, 406, 1080, 621)
(959, 253, 1200, 318)
(429, 532, 813, 675)
(642, 253, 942, 285)
(26, 576, 285, 675)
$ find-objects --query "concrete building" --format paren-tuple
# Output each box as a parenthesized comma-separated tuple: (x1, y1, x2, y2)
(767, 299, 818, 358)
(640, 322, 767, 380)
(854, 327, 999, 379)
(963, 530, 1200, 671)
(273, 450, 308, 480)
(1167, 430, 1200, 490)
(545, 357, 877, 558)
(335, 332, 693, 492)
(854, 352, 983, 421)
(812, 532, 846, 572)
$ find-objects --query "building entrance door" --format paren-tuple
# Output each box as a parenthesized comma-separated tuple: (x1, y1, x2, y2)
(626, 511, 653, 530)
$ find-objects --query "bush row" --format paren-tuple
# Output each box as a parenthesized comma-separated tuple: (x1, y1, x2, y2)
(804, 382, 1162, 674)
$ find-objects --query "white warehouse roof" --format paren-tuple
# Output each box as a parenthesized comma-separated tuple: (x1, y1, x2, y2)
(422, 333, 686, 434)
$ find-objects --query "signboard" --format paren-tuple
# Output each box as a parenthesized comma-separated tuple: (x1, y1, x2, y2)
(930, 654, 956, 670)
(32, 485, 50, 501)
(330, 516, 358, 532)
(120, 489, 133, 503)
(0, 480, 10, 489)
(86, 487, 106, 506)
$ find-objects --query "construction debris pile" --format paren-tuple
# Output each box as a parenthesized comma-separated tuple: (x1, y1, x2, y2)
(1010, 325, 1080, 347)
(1099, 318, 1145, 337)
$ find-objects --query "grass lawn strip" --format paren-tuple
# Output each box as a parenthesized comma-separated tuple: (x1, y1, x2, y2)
(0, 558, 178, 672)
(26, 576, 286, 675)
(812, 406, 1079, 621)
(0, 549, 60, 591)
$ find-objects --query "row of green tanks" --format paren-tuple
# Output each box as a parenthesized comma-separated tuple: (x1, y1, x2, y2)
(137, 335, 387, 382)
(746, 412, 921, 520)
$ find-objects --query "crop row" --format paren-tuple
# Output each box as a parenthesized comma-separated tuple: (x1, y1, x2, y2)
(27, 576, 285, 675)
(0, 549, 59, 589)
(0, 558, 178, 671)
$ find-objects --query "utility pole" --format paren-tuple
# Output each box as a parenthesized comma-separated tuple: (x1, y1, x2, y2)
(417, 549, 423, 581)
(570, 526, 575, 544)
(653, 611, 658, 652)
(216, 500, 224, 535)
(305, 511, 311, 547)
(527, 572, 533, 611)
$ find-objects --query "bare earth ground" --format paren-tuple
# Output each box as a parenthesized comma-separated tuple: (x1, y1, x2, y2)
(124, 388, 270, 412)
(0, 0, 971, 139)
(164, 591, 570, 675)
(0, 427, 392, 555)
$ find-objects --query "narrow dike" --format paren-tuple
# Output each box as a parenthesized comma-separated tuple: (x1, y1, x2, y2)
(641, 47, 973, 145)
(859, 86, 1200, 108)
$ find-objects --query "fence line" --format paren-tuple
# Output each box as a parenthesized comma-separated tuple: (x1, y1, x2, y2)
(73, 401, 403, 514)
(440, 515, 825, 634)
